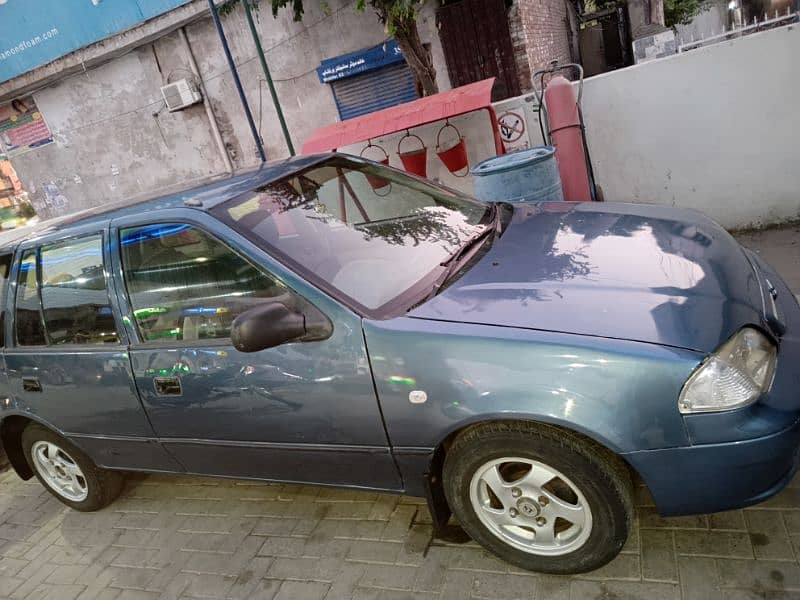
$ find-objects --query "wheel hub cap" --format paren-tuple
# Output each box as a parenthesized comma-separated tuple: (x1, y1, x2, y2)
(516, 498, 540, 518)
(469, 456, 593, 556)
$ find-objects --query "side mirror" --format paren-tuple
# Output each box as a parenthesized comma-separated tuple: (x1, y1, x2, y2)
(231, 301, 306, 353)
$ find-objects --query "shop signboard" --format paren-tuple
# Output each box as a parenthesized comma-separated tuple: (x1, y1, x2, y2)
(0, 0, 192, 83)
(317, 39, 405, 83)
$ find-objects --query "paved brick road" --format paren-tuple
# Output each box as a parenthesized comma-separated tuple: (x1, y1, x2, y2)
(0, 227, 798, 600)
(3, 470, 800, 599)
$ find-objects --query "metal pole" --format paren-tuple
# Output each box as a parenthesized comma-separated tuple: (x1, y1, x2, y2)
(180, 27, 233, 174)
(206, 0, 266, 163)
(242, 0, 295, 156)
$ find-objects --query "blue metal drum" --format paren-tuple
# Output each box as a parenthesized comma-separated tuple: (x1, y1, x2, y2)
(470, 146, 564, 203)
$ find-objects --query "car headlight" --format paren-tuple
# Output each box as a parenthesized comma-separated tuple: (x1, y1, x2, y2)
(679, 327, 777, 414)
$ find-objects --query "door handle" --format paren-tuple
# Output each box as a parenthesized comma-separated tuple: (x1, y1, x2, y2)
(22, 377, 42, 392)
(154, 376, 182, 396)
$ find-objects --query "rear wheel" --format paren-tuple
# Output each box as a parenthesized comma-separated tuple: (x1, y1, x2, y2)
(22, 424, 124, 511)
(443, 421, 632, 574)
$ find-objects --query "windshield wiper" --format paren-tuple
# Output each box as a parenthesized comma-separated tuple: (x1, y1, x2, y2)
(423, 221, 497, 302)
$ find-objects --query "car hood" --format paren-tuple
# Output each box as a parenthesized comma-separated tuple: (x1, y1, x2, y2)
(408, 201, 765, 353)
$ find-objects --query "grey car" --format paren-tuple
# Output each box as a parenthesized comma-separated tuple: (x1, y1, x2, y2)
(1, 155, 798, 574)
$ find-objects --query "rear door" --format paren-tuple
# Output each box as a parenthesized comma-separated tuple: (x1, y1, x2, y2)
(109, 210, 402, 490)
(3, 224, 177, 471)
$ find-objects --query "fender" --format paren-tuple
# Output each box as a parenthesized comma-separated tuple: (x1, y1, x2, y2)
(364, 317, 701, 473)
(0, 409, 70, 479)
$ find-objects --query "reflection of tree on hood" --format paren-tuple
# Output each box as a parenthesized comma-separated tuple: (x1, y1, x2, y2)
(565, 213, 644, 241)
(562, 211, 711, 252)
(498, 211, 594, 284)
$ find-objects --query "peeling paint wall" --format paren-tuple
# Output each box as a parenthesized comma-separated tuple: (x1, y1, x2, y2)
(2, 0, 450, 218)
(13, 33, 225, 218)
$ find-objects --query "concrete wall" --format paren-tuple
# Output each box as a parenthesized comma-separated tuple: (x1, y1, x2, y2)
(3, 0, 451, 218)
(580, 24, 799, 229)
(11, 31, 227, 216)
(183, 0, 450, 169)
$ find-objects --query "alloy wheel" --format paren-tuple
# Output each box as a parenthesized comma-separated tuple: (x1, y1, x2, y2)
(469, 456, 592, 556)
(31, 440, 89, 502)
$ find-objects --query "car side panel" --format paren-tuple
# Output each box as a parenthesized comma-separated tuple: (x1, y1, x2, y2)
(363, 316, 700, 494)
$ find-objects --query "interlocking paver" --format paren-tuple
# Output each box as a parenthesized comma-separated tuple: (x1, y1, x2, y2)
(4, 435, 800, 600)
(273, 580, 331, 600)
(641, 529, 678, 582)
(744, 510, 795, 561)
(709, 511, 747, 531)
(677, 556, 724, 600)
(534, 575, 570, 600)
(716, 558, 800, 592)
(570, 580, 680, 600)
(674, 530, 754, 558)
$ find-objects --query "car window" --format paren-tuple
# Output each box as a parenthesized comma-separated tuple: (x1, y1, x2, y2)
(213, 156, 489, 314)
(119, 224, 292, 343)
(15, 249, 46, 346)
(0, 254, 12, 347)
(40, 235, 119, 345)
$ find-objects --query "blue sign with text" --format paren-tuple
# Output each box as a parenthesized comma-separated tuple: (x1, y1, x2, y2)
(0, 0, 192, 84)
(317, 39, 405, 83)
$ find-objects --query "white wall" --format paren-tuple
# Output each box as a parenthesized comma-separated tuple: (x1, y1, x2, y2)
(580, 24, 799, 229)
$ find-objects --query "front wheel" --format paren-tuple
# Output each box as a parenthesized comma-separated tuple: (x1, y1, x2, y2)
(442, 421, 633, 574)
(22, 423, 124, 511)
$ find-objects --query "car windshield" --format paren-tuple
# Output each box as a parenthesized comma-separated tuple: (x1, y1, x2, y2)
(214, 157, 490, 315)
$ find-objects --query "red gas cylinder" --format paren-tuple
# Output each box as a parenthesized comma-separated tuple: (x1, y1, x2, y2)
(544, 75, 592, 202)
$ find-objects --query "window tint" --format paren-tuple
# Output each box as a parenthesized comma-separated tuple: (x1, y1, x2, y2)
(120, 224, 291, 343)
(15, 249, 46, 346)
(0, 254, 12, 347)
(40, 235, 119, 345)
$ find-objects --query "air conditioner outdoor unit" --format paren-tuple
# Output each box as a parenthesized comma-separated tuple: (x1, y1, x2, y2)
(160, 78, 202, 112)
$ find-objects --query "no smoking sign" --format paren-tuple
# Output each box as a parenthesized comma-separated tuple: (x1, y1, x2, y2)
(498, 111, 525, 144)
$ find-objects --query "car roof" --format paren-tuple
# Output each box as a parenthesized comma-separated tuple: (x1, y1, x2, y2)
(0, 153, 331, 251)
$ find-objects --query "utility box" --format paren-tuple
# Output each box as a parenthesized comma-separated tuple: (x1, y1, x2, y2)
(160, 79, 202, 112)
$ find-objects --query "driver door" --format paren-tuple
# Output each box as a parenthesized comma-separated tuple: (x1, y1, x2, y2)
(110, 211, 401, 490)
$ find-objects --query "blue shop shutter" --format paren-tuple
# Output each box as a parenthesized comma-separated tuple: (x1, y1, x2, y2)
(331, 63, 418, 121)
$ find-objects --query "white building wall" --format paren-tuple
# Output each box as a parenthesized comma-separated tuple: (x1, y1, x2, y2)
(580, 24, 799, 229)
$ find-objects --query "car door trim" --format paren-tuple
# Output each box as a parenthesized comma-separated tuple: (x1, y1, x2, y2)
(156, 437, 392, 454)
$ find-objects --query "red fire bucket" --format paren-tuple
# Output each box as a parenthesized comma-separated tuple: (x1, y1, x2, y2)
(397, 132, 428, 178)
(436, 121, 469, 177)
(360, 142, 391, 193)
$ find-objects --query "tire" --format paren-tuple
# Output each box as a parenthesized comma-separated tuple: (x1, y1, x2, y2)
(442, 421, 633, 574)
(22, 423, 124, 511)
